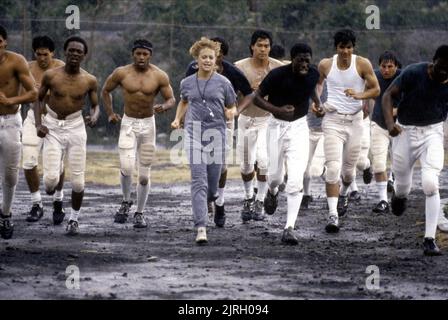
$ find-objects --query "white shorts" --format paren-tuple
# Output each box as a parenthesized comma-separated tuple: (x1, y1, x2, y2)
(42, 110, 86, 193)
(0, 113, 22, 188)
(22, 108, 44, 170)
(267, 116, 309, 194)
(118, 115, 156, 183)
(322, 110, 364, 184)
(392, 122, 444, 197)
(305, 128, 325, 178)
(370, 121, 391, 174)
(236, 113, 269, 175)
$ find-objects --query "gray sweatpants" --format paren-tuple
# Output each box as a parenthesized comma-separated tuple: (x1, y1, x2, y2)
(190, 162, 222, 228)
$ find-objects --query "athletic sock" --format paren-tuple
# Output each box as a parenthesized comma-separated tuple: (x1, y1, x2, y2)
(2, 184, 16, 215)
(136, 182, 150, 213)
(69, 208, 80, 222)
(286, 192, 303, 229)
(425, 193, 440, 239)
(303, 176, 311, 196)
(327, 197, 338, 217)
(31, 191, 42, 205)
(215, 188, 225, 206)
(340, 183, 351, 196)
(256, 181, 267, 202)
(53, 189, 63, 202)
(244, 180, 253, 200)
(120, 173, 132, 202)
(376, 181, 388, 202)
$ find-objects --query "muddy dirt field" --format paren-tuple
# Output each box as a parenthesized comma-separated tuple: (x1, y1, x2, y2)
(1, 170, 448, 300)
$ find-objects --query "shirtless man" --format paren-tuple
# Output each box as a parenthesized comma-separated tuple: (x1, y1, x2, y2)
(102, 39, 175, 228)
(314, 29, 380, 233)
(0, 25, 38, 239)
(235, 30, 283, 223)
(35, 36, 99, 236)
(23, 36, 66, 223)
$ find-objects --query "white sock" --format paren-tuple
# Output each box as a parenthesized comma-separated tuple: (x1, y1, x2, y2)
(137, 182, 150, 213)
(425, 193, 440, 239)
(254, 178, 259, 191)
(303, 176, 311, 196)
(69, 208, 80, 222)
(2, 185, 16, 215)
(244, 180, 253, 199)
(340, 183, 351, 196)
(286, 192, 303, 229)
(216, 188, 225, 206)
(120, 174, 132, 202)
(376, 181, 388, 202)
(327, 197, 338, 216)
(256, 181, 268, 202)
(31, 191, 42, 205)
(53, 189, 63, 202)
(388, 171, 393, 181)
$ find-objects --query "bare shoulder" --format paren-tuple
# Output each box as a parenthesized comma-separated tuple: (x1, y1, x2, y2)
(318, 57, 332, 74)
(8, 51, 28, 68)
(234, 57, 250, 68)
(356, 56, 374, 69)
(268, 57, 285, 68)
(80, 68, 98, 86)
(44, 66, 63, 79)
(53, 59, 65, 68)
(150, 64, 170, 82)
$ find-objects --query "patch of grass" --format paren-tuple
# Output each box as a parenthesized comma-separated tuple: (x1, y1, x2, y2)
(36, 150, 242, 186)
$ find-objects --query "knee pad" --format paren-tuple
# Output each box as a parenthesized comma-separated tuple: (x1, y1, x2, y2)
(422, 171, 439, 196)
(71, 172, 85, 193)
(341, 167, 356, 184)
(395, 183, 411, 198)
(4, 167, 19, 188)
(138, 167, 151, 186)
(372, 158, 386, 174)
(256, 159, 268, 176)
(325, 161, 341, 184)
(240, 163, 254, 175)
(44, 173, 60, 194)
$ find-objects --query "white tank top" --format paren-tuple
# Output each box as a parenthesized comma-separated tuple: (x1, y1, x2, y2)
(326, 54, 365, 114)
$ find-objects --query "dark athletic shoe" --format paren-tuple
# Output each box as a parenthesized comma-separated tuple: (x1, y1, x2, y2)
(241, 196, 254, 222)
(52, 201, 65, 225)
(391, 195, 407, 216)
(300, 195, 313, 210)
(363, 167, 373, 184)
(264, 190, 278, 215)
(325, 215, 340, 233)
(66, 220, 79, 236)
(114, 201, 132, 224)
(348, 190, 361, 201)
(133, 212, 148, 228)
(0, 212, 14, 240)
(372, 200, 390, 214)
(337, 195, 349, 217)
(423, 238, 442, 256)
(214, 203, 226, 227)
(281, 227, 298, 245)
(252, 200, 265, 221)
(26, 204, 44, 222)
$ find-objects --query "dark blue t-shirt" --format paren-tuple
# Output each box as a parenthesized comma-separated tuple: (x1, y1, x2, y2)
(185, 60, 252, 96)
(392, 62, 448, 126)
(258, 64, 320, 122)
(372, 68, 401, 130)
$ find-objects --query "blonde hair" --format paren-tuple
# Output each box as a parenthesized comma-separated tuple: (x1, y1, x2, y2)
(189, 37, 221, 59)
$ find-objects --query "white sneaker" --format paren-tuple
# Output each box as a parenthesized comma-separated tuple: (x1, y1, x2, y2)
(195, 227, 208, 244)
(437, 214, 448, 233)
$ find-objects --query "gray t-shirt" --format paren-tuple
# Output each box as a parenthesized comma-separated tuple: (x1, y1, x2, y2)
(180, 72, 236, 141)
